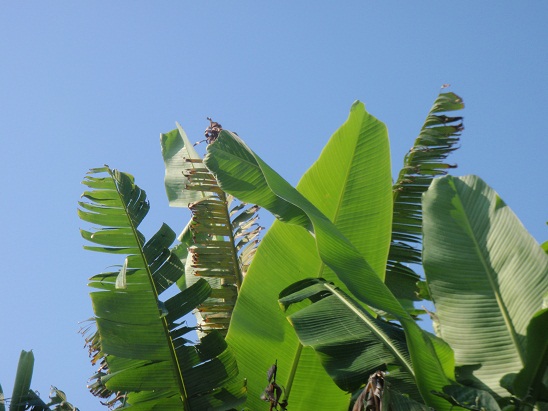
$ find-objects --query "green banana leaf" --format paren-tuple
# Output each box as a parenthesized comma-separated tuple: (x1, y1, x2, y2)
(388, 92, 464, 310)
(9, 350, 34, 411)
(227, 222, 348, 410)
(422, 175, 548, 399)
(294, 101, 393, 280)
(204, 101, 392, 410)
(204, 106, 457, 410)
(0, 350, 78, 411)
(79, 166, 245, 410)
(278, 278, 421, 402)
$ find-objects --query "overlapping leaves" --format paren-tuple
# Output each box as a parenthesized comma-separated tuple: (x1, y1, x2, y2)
(279, 278, 420, 402)
(204, 100, 393, 410)
(204, 105, 457, 410)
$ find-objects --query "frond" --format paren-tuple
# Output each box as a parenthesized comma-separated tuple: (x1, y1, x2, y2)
(387, 92, 464, 309)
(78, 166, 245, 410)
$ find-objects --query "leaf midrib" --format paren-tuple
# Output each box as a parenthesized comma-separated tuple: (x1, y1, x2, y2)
(449, 179, 525, 365)
(109, 168, 192, 410)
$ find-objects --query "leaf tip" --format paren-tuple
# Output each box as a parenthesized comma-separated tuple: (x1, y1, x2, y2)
(350, 100, 365, 113)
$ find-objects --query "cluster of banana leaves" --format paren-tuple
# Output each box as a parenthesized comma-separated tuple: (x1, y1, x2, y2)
(200, 96, 548, 411)
(5, 90, 546, 410)
(77, 91, 547, 410)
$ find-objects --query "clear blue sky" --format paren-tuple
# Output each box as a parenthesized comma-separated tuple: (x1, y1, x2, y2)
(1, 2, 546, 409)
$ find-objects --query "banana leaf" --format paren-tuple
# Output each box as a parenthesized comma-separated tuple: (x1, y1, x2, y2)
(79, 166, 245, 410)
(204, 109, 457, 410)
(422, 175, 548, 399)
(9, 350, 34, 411)
(161, 125, 261, 337)
(0, 350, 78, 411)
(278, 278, 420, 402)
(388, 92, 464, 310)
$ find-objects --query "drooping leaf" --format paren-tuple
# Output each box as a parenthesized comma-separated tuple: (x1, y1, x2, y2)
(387, 91, 464, 309)
(79, 166, 245, 410)
(204, 116, 456, 410)
(423, 175, 548, 398)
(279, 278, 420, 402)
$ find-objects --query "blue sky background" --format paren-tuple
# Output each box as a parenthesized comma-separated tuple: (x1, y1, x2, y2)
(1, 2, 546, 409)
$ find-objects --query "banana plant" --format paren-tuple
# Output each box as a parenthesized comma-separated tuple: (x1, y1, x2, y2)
(160, 124, 261, 337)
(78, 166, 246, 410)
(78, 89, 547, 411)
(280, 194, 548, 410)
(210, 128, 548, 409)
(0, 350, 78, 411)
(196, 92, 463, 410)
(203, 101, 463, 410)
